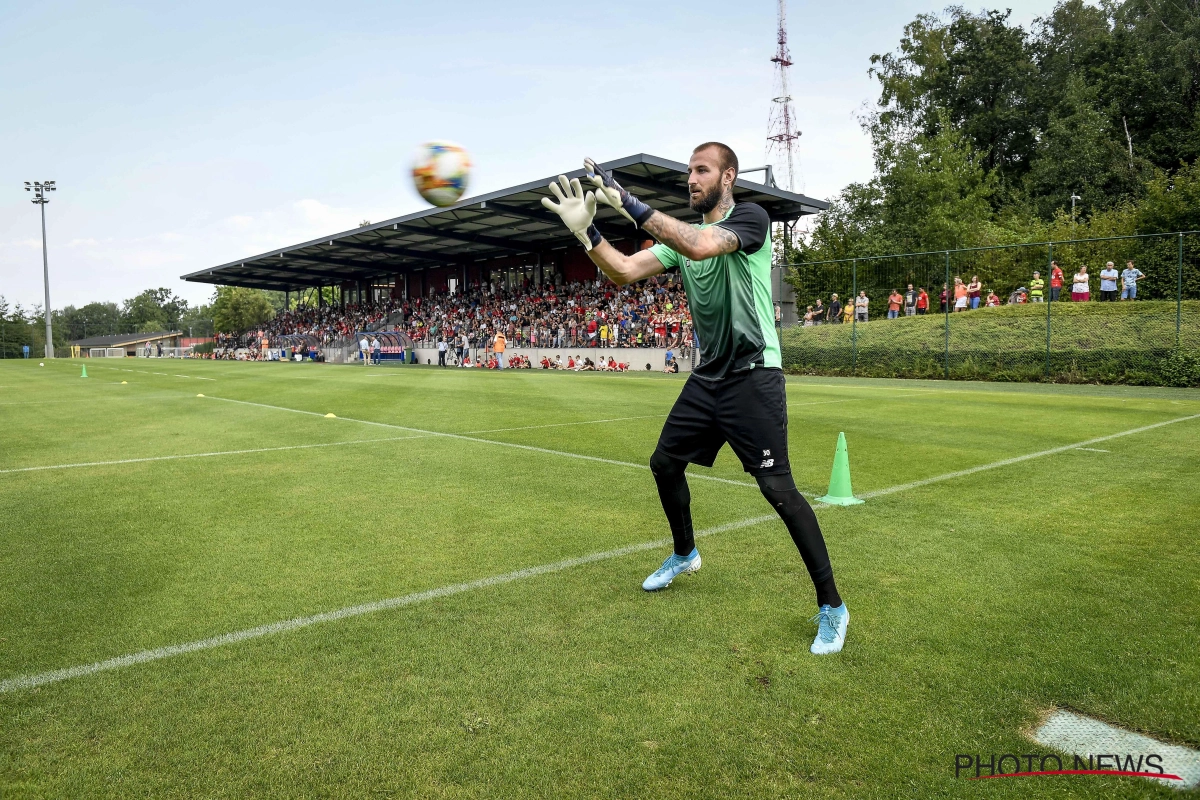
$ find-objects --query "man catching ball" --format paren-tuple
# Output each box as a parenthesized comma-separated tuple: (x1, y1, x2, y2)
(541, 143, 849, 654)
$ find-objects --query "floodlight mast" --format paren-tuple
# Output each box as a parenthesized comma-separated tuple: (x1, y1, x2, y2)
(24, 180, 57, 358)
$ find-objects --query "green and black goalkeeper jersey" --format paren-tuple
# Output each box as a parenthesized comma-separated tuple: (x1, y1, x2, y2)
(650, 202, 780, 381)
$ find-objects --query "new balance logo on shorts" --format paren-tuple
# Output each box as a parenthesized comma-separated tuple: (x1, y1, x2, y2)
(760, 449, 774, 468)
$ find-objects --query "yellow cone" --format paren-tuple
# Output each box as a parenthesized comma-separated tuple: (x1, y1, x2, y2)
(197, 393, 205, 397)
(121, 380, 128, 384)
(324, 413, 337, 418)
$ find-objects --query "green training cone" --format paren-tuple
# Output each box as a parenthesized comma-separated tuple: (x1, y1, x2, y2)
(80, 364, 88, 378)
(816, 432, 864, 506)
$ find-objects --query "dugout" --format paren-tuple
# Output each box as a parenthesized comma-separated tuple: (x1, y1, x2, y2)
(182, 154, 827, 324)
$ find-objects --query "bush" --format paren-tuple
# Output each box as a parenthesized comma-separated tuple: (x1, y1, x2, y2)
(781, 300, 1200, 386)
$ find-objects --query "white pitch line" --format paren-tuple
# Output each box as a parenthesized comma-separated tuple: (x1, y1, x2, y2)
(464, 415, 666, 434)
(1076, 447, 1110, 453)
(0, 436, 430, 475)
(0, 514, 776, 695)
(3, 412, 1196, 695)
(850, 414, 1200, 502)
(202, 395, 764, 490)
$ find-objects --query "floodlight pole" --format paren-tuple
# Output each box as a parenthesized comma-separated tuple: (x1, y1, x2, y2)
(25, 181, 57, 358)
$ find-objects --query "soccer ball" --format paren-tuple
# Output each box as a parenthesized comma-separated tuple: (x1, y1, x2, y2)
(412, 141, 471, 207)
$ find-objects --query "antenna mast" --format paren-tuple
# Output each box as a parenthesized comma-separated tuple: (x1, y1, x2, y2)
(767, 0, 801, 191)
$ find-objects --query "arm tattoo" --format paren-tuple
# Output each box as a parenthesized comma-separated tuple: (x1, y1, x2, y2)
(643, 212, 704, 253)
(710, 225, 740, 255)
(642, 189, 739, 259)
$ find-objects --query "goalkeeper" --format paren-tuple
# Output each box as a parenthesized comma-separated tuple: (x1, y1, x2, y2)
(541, 143, 849, 655)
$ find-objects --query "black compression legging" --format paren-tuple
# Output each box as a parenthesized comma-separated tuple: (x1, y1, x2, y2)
(650, 449, 842, 608)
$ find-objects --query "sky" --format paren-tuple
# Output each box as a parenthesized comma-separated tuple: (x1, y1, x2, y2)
(1, 0, 1059, 312)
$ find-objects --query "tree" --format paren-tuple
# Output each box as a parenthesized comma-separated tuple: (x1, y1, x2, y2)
(121, 288, 188, 333)
(211, 286, 274, 333)
(56, 302, 122, 340)
(1024, 75, 1146, 217)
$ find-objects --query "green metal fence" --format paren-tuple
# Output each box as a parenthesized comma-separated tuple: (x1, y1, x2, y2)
(782, 231, 1200, 386)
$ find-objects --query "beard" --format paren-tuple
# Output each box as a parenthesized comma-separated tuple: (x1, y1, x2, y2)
(689, 182, 724, 214)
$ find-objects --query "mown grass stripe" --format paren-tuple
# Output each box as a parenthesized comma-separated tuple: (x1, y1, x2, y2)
(3, 411, 1195, 695)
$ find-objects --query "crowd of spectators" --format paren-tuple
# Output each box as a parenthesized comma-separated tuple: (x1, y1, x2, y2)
(213, 275, 694, 361)
(400, 277, 693, 352)
(796, 260, 1147, 325)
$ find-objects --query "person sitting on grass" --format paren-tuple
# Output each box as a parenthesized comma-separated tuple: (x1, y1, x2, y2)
(985, 290, 1001, 307)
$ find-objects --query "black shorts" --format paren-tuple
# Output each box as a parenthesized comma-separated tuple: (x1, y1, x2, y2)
(656, 367, 790, 476)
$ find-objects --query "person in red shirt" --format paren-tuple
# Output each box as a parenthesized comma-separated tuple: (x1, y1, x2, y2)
(985, 290, 1001, 307)
(916, 287, 929, 315)
(1050, 261, 1064, 302)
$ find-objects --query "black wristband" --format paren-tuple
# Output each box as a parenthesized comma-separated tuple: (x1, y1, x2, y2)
(586, 224, 602, 249)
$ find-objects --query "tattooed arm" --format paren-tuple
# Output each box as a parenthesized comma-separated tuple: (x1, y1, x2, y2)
(641, 195, 741, 261)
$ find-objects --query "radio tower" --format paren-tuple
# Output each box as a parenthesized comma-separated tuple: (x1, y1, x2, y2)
(767, 0, 801, 191)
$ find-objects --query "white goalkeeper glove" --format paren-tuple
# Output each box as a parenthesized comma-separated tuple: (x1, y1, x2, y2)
(540, 175, 602, 250)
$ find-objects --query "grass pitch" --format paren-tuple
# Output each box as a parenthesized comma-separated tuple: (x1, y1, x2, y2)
(1, 359, 1198, 798)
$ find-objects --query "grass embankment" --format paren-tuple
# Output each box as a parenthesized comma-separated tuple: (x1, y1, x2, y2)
(781, 300, 1200, 384)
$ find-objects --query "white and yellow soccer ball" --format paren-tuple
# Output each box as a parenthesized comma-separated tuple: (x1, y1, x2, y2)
(412, 141, 471, 207)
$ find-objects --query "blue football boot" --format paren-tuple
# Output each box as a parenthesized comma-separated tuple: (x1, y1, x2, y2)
(809, 604, 849, 655)
(642, 548, 702, 591)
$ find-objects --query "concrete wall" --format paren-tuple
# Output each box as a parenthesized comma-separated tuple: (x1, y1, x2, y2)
(403, 346, 692, 371)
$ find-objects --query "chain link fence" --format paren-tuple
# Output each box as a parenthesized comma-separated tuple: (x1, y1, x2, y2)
(782, 231, 1200, 386)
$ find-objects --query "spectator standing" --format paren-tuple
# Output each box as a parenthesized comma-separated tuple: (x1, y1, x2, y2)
(371, 336, 381, 365)
(1049, 261, 1064, 302)
(359, 335, 370, 366)
(903, 284, 918, 317)
(842, 301, 854, 324)
(939, 283, 948, 313)
(887, 289, 903, 319)
(22, 344, 30, 358)
(828, 294, 842, 324)
(813, 298, 825, 324)
(803, 306, 815, 326)
(437, 338, 447, 366)
(854, 291, 869, 322)
(1121, 261, 1145, 300)
(953, 278, 969, 312)
(1099, 261, 1120, 301)
(1029, 271, 1044, 302)
(967, 276, 982, 309)
(1071, 266, 1091, 302)
(493, 329, 507, 368)
(917, 287, 929, 315)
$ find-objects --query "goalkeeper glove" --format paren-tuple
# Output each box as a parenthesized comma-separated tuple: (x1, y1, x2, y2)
(584, 157, 654, 228)
(540, 175, 602, 250)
